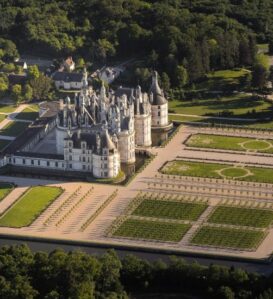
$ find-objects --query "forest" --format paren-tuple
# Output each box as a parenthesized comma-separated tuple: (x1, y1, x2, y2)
(0, 0, 272, 88)
(0, 244, 273, 299)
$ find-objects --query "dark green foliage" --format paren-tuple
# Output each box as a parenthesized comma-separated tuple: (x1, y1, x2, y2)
(0, 0, 265, 88)
(1, 244, 273, 298)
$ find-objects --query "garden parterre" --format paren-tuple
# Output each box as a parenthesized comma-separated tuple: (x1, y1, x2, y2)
(191, 226, 266, 250)
(161, 160, 273, 184)
(132, 199, 208, 221)
(113, 218, 191, 242)
(208, 206, 273, 228)
(186, 134, 273, 154)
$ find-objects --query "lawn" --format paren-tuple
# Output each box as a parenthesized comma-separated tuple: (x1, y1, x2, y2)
(196, 68, 251, 91)
(113, 218, 191, 242)
(0, 186, 63, 227)
(132, 199, 208, 221)
(0, 183, 14, 202)
(208, 206, 273, 228)
(186, 134, 273, 154)
(0, 139, 11, 151)
(15, 107, 39, 121)
(0, 121, 30, 136)
(168, 94, 271, 118)
(191, 226, 266, 249)
(161, 160, 273, 184)
(0, 105, 17, 114)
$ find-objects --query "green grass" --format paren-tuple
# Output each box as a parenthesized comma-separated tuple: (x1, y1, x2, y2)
(113, 218, 191, 242)
(15, 107, 39, 121)
(0, 183, 13, 202)
(0, 105, 17, 113)
(168, 94, 271, 117)
(191, 226, 266, 249)
(0, 186, 63, 227)
(196, 68, 251, 91)
(186, 134, 273, 154)
(161, 160, 273, 184)
(0, 121, 29, 136)
(0, 139, 11, 151)
(208, 206, 273, 228)
(132, 199, 208, 221)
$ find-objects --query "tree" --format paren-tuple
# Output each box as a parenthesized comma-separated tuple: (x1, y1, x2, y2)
(0, 74, 8, 97)
(11, 84, 22, 103)
(175, 65, 188, 88)
(28, 65, 40, 80)
(161, 72, 171, 92)
(0, 38, 18, 62)
(30, 74, 53, 100)
(2, 63, 15, 73)
(217, 286, 235, 299)
(24, 84, 33, 102)
(252, 64, 268, 90)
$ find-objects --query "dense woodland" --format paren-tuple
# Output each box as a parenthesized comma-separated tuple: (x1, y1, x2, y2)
(0, 0, 273, 89)
(1, 244, 273, 299)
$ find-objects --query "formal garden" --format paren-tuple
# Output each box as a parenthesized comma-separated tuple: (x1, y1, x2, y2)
(191, 226, 266, 250)
(161, 160, 273, 184)
(186, 134, 273, 153)
(132, 199, 208, 221)
(208, 206, 273, 228)
(15, 106, 39, 121)
(113, 218, 191, 242)
(0, 186, 63, 227)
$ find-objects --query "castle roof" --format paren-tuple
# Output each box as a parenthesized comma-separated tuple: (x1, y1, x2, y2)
(52, 71, 83, 83)
(149, 71, 167, 106)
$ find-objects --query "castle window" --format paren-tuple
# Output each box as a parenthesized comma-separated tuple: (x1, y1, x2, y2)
(47, 161, 50, 166)
(22, 159, 25, 164)
(38, 160, 40, 166)
(104, 172, 108, 177)
(55, 162, 58, 167)
(69, 155, 72, 161)
(31, 160, 34, 165)
(158, 105, 160, 109)
(83, 157, 86, 162)
(82, 149, 85, 154)
(158, 111, 160, 116)
(69, 142, 72, 147)
(69, 164, 72, 169)
(82, 165, 86, 170)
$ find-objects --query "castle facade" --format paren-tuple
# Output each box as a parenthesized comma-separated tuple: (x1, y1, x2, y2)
(55, 70, 169, 178)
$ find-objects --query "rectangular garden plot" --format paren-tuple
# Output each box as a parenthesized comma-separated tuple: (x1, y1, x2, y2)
(208, 206, 273, 228)
(113, 219, 191, 242)
(191, 226, 266, 250)
(186, 134, 273, 154)
(0, 186, 63, 227)
(0, 183, 14, 202)
(132, 199, 208, 221)
(0, 121, 29, 137)
(161, 160, 273, 184)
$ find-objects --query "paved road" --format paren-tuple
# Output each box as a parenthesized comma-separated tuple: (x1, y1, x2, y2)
(0, 237, 272, 276)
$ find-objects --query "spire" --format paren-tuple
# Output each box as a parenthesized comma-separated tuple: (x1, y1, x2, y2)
(82, 67, 88, 89)
(100, 81, 106, 99)
(150, 71, 162, 95)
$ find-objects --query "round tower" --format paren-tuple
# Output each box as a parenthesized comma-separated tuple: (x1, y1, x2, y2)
(149, 71, 168, 129)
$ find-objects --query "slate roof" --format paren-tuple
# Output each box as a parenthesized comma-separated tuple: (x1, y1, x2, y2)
(52, 71, 83, 82)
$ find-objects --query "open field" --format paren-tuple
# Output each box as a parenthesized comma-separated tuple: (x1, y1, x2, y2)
(15, 107, 39, 121)
(191, 226, 266, 249)
(132, 199, 208, 221)
(208, 206, 273, 228)
(0, 121, 30, 136)
(0, 183, 13, 202)
(113, 218, 191, 242)
(161, 160, 273, 184)
(168, 94, 271, 118)
(186, 134, 273, 154)
(0, 186, 63, 227)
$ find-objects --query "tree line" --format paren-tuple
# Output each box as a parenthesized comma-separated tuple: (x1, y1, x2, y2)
(1, 244, 273, 299)
(0, 0, 271, 88)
